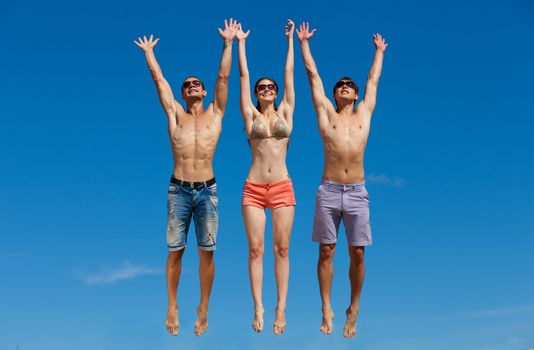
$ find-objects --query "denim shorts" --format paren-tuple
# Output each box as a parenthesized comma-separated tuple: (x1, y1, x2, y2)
(167, 178, 218, 251)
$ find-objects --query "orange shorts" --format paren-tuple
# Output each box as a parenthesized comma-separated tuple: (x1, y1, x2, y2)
(242, 178, 296, 209)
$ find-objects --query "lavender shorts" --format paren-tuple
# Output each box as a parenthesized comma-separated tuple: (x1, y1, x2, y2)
(312, 180, 372, 246)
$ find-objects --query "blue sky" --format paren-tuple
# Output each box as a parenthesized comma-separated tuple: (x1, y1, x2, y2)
(1, 0, 533, 349)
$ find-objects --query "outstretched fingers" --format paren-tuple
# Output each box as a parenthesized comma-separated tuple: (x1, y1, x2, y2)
(373, 33, 388, 50)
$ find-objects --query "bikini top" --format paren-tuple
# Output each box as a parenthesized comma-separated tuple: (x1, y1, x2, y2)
(250, 113, 290, 140)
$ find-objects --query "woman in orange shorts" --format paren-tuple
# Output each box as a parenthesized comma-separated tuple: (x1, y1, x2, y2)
(236, 20, 295, 335)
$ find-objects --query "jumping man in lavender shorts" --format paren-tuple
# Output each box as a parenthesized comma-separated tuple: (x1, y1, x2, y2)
(297, 22, 388, 338)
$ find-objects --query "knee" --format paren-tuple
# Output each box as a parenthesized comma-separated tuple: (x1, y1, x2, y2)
(350, 247, 365, 264)
(168, 250, 184, 263)
(274, 243, 289, 259)
(199, 250, 214, 264)
(249, 244, 264, 260)
(319, 245, 335, 262)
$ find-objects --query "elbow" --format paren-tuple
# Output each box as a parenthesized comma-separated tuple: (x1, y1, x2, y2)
(368, 73, 380, 84)
(151, 74, 164, 84)
(305, 66, 318, 76)
(217, 74, 229, 82)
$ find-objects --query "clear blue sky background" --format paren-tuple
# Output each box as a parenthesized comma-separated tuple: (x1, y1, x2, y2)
(1, 0, 533, 349)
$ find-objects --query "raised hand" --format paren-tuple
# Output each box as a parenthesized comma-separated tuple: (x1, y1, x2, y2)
(285, 19, 295, 39)
(134, 34, 160, 52)
(236, 23, 250, 42)
(373, 33, 388, 52)
(218, 18, 239, 42)
(296, 22, 316, 42)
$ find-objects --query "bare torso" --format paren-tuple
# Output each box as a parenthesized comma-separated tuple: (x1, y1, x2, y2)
(246, 112, 291, 183)
(169, 103, 222, 181)
(319, 103, 372, 184)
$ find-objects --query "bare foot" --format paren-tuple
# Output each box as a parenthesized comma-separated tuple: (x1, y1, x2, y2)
(165, 305, 179, 336)
(343, 307, 359, 339)
(252, 307, 264, 332)
(273, 307, 286, 335)
(194, 305, 209, 336)
(320, 308, 334, 335)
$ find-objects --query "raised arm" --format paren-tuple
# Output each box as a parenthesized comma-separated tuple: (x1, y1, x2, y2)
(134, 35, 182, 119)
(297, 23, 333, 121)
(236, 23, 254, 122)
(280, 19, 295, 123)
(213, 18, 238, 119)
(362, 33, 388, 114)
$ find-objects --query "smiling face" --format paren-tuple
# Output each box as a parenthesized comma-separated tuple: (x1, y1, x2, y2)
(254, 78, 278, 104)
(181, 76, 207, 101)
(333, 77, 359, 107)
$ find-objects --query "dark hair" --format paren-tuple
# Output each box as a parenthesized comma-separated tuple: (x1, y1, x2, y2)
(182, 76, 205, 91)
(254, 77, 278, 112)
(333, 76, 359, 109)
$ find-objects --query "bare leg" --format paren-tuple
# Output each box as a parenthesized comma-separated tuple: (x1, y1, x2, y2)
(194, 249, 214, 336)
(272, 206, 294, 335)
(318, 243, 336, 334)
(344, 246, 365, 339)
(243, 205, 267, 332)
(166, 249, 185, 336)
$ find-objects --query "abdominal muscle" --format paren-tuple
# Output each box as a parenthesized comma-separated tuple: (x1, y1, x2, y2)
(321, 140, 367, 184)
(247, 138, 290, 183)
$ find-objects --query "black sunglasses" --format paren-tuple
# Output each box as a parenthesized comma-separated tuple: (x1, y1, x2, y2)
(256, 84, 277, 92)
(335, 80, 356, 90)
(182, 80, 202, 90)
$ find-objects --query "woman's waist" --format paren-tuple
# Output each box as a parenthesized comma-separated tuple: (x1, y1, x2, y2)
(246, 164, 290, 184)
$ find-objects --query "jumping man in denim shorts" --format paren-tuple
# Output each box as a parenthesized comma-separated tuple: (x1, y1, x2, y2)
(134, 18, 238, 337)
(297, 22, 388, 338)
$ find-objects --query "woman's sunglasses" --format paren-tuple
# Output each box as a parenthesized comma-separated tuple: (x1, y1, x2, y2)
(256, 84, 277, 92)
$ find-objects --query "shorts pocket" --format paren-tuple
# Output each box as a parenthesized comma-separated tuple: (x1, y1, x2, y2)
(207, 184, 218, 197)
(168, 184, 180, 194)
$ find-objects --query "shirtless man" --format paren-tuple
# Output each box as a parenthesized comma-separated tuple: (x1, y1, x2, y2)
(134, 18, 238, 337)
(296, 22, 388, 338)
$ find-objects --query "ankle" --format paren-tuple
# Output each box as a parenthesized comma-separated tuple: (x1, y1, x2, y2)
(346, 304, 359, 315)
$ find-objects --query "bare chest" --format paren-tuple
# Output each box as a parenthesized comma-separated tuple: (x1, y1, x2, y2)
(322, 118, 370, 145)
(169, 116, 220, 147)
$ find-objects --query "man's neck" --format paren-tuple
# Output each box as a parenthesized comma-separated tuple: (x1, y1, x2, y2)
(186, 99, 204, 116)
(336, 102, 355, 115)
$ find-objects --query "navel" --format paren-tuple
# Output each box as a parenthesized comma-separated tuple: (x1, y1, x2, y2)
(268, 168, 271, 173)
(344, 168, 348, 174)
(333, 125, 337, 129)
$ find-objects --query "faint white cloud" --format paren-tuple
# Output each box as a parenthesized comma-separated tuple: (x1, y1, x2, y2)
(506, 336, 522, 345)
(77, 261, 162, 286)
(468, 305, 534, 318)
(367, 173, 406, 187)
